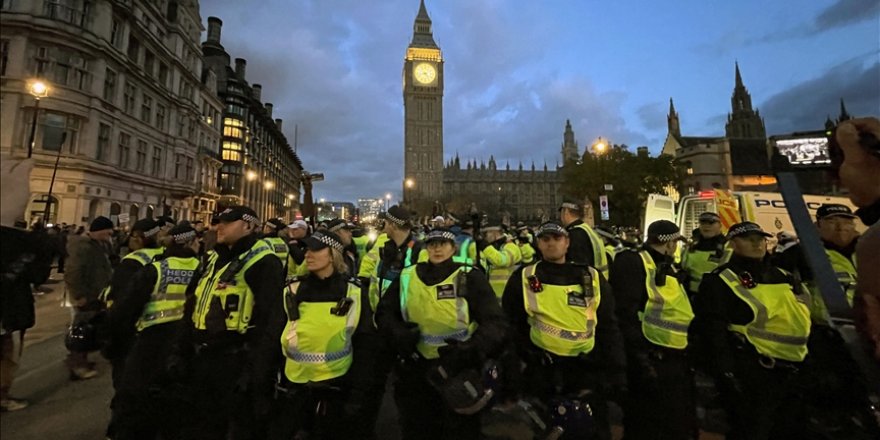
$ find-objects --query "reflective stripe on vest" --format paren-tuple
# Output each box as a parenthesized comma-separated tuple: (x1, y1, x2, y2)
(808, 248, 858, 324)
(453, 237, 474, 265)
(637, 251, 694, 349)
(719, 269, 811, 362)
(575, 224, 609, 279)
(522, 263, 601, 357)
(487, 242, 521, 299)
(100, 247, 164, 305)
(137, 257, 199, 331)
(282, 280, 361, 383)
(400, 265, 475, 359)
(682, 246, 732, 292)
(192, 240, 274, 334)
(263, 237, 290, 263)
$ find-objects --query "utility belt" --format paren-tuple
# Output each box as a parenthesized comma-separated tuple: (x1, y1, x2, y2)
(191, 331, 249, 356)
(728, 332, 801, 373)
(274, 375, 345, 402)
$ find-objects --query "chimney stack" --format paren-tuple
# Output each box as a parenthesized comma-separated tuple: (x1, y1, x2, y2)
(265, 103, 273, 118)
(252, 84, 262, 101)
(274, 118, 283, 131)
(207, 17, 222, 44)
(234, 58, 246, 80)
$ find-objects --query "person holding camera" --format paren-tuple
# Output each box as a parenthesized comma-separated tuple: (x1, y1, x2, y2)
(376, 227, 506, 440)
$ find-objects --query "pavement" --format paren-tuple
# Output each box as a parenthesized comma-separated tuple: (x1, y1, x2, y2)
(0, 271, 723, 439)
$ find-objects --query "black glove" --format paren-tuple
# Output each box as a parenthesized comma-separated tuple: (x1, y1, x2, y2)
(437, 339, 477, 376)
(392, 322, 421, 359)
(476, 239, 490, 251)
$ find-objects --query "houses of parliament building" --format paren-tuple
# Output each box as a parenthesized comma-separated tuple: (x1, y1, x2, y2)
(402, 1, 564, 221)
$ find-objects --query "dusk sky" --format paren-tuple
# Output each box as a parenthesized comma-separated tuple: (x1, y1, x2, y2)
(200, 0, 880, 203)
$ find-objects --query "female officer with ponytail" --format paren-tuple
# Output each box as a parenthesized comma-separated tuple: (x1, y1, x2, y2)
(266, 230, 378, 439)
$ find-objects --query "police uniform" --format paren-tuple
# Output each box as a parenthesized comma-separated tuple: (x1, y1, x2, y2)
(517, 227, 537, 265)
(611, 221, 696, 440)
(695, 222, 811, 440)
(326, 218, 360, 278)
(680, 212, 731, 295)
(562, 210, 610, 279)
(106, 224, 199, 440)
(179, 206, 284, 440)
(262, 218, 291, 278)
(267, 231, 378, 440)
(502, 222, 626, 440)
(376, 229, 506, 440)
(482, 226, 522, 299)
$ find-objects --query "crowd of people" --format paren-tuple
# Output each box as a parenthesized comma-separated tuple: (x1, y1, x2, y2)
(0, 117, 878, 440)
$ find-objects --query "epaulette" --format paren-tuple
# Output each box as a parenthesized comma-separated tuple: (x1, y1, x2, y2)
(348, 276, 362, 287)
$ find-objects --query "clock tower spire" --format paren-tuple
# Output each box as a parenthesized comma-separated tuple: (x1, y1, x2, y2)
(403, 0, 444, 209)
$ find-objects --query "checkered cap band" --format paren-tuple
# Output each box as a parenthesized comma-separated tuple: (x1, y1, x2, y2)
(143, 226, 161, 238)
(560, 202, 580, 211)
(242, 213, 260, 224)
(426, 230, 456, 242)
(386, 212, 407, 226)
(172, 230, 197, 244)
(656, 232, 681, 243)
(313, 232, 344, 252)
(328, 223, 344, 233)
(537, 223, 568, 236)
(727, 222, 770, 239)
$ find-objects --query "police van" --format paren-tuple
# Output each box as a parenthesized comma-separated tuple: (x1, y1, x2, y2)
(643, 191, 865, 245)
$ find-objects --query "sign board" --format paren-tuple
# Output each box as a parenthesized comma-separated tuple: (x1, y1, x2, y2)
(117, 213, 130, 224)
(774, 137, 830, 167)
(599, 195, 610, 221)
(604, 184, 613, 191)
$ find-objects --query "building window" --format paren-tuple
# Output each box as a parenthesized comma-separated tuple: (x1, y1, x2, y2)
(127, 35, 139, 61)
(140, 93, 151, 123)
(157, 63, 168, 87)
(96, 123, 110, 161)
(118, 132, 131, 168)
(686, 167, 693, 175)
(223, 124, 243, 138)
(186, 157, 194, 180)
(103, 68, 116, 102)
(151, 146, 162, 176)
(110, 16, 121, 47)
(0, 39, 9, 76)
(222, 141, 242, 161)
(1, 0, 11, 11)
(33, 46, 91, 91)
(123, 82, 136, 114)
(155, 104, 166, 131)
(143, 50, 154, 76)
(135, 140, 147, 172)
(175, 153, 183, 179)
(44, 0, 91, 28)
(35, 111, 79, 153)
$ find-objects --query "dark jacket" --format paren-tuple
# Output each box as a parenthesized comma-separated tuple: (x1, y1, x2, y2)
(502, 260, 627, 391)
(1, 227, 49, 332)
(105, 245, 163, 304)
(694, 254, 800, 375)
(565, 220, 598, 268)
(65, 234, 113, 302)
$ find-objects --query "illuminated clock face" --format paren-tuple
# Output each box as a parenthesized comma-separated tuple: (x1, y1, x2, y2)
(414, 62, 436, 84)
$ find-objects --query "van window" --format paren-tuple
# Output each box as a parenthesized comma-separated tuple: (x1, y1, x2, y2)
(655, 199, 674, 212)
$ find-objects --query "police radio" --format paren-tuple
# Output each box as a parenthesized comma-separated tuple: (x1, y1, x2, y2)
(580, 271, 594, 299)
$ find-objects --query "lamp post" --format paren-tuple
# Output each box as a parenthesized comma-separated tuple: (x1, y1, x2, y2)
(26, 80, 49, 158)
(385, 193, 392, 211)
(592, 137, 610, 223)
(404, 178, 414, 207)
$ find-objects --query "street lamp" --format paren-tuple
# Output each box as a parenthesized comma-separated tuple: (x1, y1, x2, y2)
(246, 170, 257, 181)
(264, 180, 274, 190)
(592, 137, 608, 155)
(26, 79, 49, 158)
(385, 193, 392, 211)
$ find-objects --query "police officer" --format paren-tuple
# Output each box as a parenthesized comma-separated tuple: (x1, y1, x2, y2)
(376, 228, 506, 440)
(559, 200, 610, 279)
(106, 223, 200, 440)
(595, 225, 622, 263)
(365, 205, 427, 313)
(695, 221, 811, 440)
(453, 219, 514, 274)
(502, 222, 626, 440)
(516, 225, 537, 265)
(179, 205, 284, 439)
(285, 219, 310, 280)
(261, 218, 290, 276)
(482, 225, 522, 299)
(326, 218, 359, 278)
(681, 212, 730, 296)
(611, 220, 696, 440)
(267, 230, 377, 439)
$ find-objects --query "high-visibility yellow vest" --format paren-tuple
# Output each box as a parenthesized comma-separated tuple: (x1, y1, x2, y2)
(486, 241, 522, 299)
(357, 233, 388, 279)
(604, 245, 617, 263)
(101, 247, 164, 306)
(136, 256, 199, 332)
(281, 278, 361, 383)
(638, 251, 694, 349)
(681, 245, 732, 293)
(192, 240, 274, 334)
(574, 223, 609, 279)
(352, 235, 370, 260)
(521, 262, 601, 357)
(808, 249, 857, 323)
(367, 241, 427, 312)
(519, 242, 536, 265)
(452, 236, 474, 266)
(262, 236, 290, 264)
(719, 268, 811, 362)
(399, 265, 476, 359)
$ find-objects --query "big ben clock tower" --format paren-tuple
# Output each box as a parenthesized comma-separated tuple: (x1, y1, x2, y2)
(403, 0, 443, 207)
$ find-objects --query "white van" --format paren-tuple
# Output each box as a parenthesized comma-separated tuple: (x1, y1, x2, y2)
(644, 191, 865, 244)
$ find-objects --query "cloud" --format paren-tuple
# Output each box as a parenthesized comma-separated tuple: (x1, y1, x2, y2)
(200, 0, 649, 201)
(752, 0, 880, 44)
(761, 55, 880, 134)
(636, 102, 667, 132)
